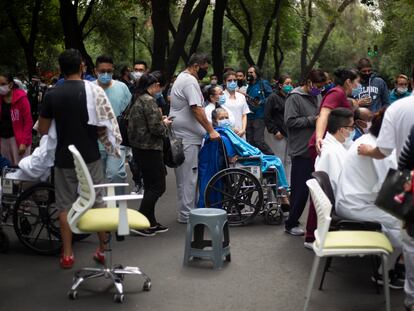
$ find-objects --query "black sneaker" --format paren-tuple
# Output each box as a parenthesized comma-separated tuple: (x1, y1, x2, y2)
(130, 228, 155, 237)
(150, 223, 169, 233)
(395, 262, 406, 281)
(371, 270, 404, 290)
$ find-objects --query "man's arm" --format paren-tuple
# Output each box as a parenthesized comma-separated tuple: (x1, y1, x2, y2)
(38, 116, 52, 136)
(190, 106, 220, 140)
(357, 144, 387, 159)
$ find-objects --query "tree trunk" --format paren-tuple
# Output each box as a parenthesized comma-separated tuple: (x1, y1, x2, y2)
(257, 0, 282, 69)
(166, 0, 210, 80)
(5, 0, 42, 78)
(59, 0, 95, 74)
(273, 19, 283, 79)
(225, 1, 254, 66)
(151, 0, 170, 71)
(304, 0, 355, 76)
(300, 0, 312, 82)
(212, 0, 228, 81)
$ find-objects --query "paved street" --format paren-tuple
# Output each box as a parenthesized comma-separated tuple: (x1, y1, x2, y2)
(0, 168, 405, 311)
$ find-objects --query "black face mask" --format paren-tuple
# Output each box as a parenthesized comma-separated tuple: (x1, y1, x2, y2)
(237, 79, 244, 87)
(247, 74, 254, 83)
(197, 67, 208, 80)
(360, 73, 371, 82)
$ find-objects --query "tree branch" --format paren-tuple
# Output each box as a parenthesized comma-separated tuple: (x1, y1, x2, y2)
(82, 24, 97, 40)
(79, 0, 96, 32)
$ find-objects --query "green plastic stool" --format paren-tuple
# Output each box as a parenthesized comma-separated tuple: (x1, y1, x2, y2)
(183, 208, 231, 270)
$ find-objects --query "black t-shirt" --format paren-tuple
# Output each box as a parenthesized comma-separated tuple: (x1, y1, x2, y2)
(0, 101, 14, 138)
(41, 80, 100, 168)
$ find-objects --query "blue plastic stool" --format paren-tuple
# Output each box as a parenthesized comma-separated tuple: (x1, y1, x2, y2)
(183, 208, 231, 270)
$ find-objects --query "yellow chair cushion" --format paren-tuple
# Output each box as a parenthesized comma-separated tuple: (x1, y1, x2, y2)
(323, 231, 393, 254)
(77, 208, 150, 232)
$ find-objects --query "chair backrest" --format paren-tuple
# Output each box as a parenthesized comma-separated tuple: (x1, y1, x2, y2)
(306, 179, 333, 254)
(66, 145, 96, 234)
(311, 171, 335, 206)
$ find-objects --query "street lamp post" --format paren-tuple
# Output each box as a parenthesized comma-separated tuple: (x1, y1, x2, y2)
(130, 16, 138, 65)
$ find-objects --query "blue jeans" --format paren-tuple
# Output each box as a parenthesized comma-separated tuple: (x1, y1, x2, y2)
(100, 146, 127, 195)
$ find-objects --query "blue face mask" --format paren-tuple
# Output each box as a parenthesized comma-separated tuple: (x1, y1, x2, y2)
(218, 94, 226, 105)
(226, 81, 237, 91)
(324, 82, 335, 93)
(352, 84, 362, 97)
(154, 91, 163, 99)
(98, 72, 112, 85)
(217, 119, 231, 128)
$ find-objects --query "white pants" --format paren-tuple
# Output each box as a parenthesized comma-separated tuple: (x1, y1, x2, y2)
(174, 144, 200, 221)
(264, 130, 291, 184)
(404, 231, 414, 307)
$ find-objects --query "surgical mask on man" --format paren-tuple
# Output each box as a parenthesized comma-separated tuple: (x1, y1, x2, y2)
(98, 72, 112, 85)
(237, 80, 244, 87)
(363, 121, 372, 134)
(397, 87, 408, 94)
(131, 71, 142, 81)
(227, 81, 237, 91)
(218, 95, 226, 106)
(217, 118, 231, 128)
(197, 67, 208, 80)
(210, 79, 218, 86)
(342, 128, 355, 145)
(0, 85, 9, 95)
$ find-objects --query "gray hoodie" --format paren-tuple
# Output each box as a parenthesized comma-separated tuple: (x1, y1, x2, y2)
(284, 86, 321, 158)
(357, 73, 389, 112)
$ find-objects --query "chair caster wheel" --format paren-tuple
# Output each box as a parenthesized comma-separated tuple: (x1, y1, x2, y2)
(68, 290, 78, 300)
(143, 281, 152, 291)
(114, 294, 125, 303)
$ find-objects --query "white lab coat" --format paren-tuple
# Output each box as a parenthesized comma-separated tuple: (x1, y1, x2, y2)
(315, 132, 347, 195)
(335, 134, 402, 247)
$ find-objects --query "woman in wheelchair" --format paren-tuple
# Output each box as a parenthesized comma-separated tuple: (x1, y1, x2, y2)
(198, 108, 290, 224)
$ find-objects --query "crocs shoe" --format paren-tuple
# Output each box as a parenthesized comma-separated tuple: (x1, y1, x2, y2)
(60, 254, 74, 269)
(93, 249, 105, 265)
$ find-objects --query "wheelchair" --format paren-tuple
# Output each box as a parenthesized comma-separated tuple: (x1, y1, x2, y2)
(0, 167, 87, 255)
(203, 143, 288, 226)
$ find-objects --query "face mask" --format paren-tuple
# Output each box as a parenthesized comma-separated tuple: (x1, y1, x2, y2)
(397, 87, 408, 94)
(324, 82, 335, 93)
(247, 74, 254, 83)
(98, 72, 112, 85)
(363, 121, 372, 134)
(154, 91, 163, 99)
(210, 79, 217, 86)
(342, 128, 355, 144)
(227, 81, 237, 91)
(197, 67, 208, 80)
(218, 95, 226, 105)
(282, 85, 293, 94)
(0, 85, 9, 95)
(352, 83, 363, 97)
(217, 119, 231, 128)
(309, 85, 321, 97)
(131, 71, 142, 81)
(237, 80, 244, 87)
(360, 73, 371, 81)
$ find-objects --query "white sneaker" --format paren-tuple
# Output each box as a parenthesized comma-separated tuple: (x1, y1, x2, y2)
(304, 242, 313, 250)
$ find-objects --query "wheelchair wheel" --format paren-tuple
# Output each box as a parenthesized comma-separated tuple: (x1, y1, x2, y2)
(264, 207, 283, 225)
(12, 182, 62, 255)
(205, 168, 263, 225)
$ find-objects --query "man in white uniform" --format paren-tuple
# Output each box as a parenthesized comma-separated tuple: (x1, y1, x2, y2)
(314, 108, 354, 195)
(337, 110, 403, 288)
(358, 77, 414, 305)
(169, 53, 220, 223)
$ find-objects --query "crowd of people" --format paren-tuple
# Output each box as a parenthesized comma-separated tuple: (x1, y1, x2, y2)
(2, 50, 414, 309)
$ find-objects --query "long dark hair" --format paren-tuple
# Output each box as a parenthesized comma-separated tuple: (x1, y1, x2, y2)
(0, 73, 17, 90)
(134, 70, 166, 100)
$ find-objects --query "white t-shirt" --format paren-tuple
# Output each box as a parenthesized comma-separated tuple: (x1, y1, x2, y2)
(204, 103, 235, 127)
(376, 96, 414, 159)
(169, 71, 206, 145)
(222, 90, 250, 131)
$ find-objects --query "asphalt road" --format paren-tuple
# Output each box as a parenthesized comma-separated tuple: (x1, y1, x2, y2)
(0, 168, 405, 311)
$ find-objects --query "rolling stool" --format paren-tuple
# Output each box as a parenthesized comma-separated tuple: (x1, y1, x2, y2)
(183, 208, 231, 269)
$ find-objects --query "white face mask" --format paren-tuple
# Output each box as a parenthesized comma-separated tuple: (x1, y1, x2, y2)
(363, 121, 372, 134)
(397, 87, 408, 94)
(131, 71, 143, 81)
(341, 128, 355, 145)
(0, 85, 9, 95)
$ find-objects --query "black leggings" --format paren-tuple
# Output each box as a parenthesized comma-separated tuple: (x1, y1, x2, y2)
(132, 148, 166, 226)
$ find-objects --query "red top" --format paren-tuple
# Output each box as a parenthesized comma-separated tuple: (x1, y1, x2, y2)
(0, 89, 33, 147)
(308, 86, 352, 160)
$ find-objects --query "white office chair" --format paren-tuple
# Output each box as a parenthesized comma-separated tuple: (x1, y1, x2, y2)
(304, 178, 392, 311)
(67, 145, 151, 303)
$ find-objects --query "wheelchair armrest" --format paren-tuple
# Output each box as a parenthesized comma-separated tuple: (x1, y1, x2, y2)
(102, 194, 143, 201)
(236, 156, 261, 162)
